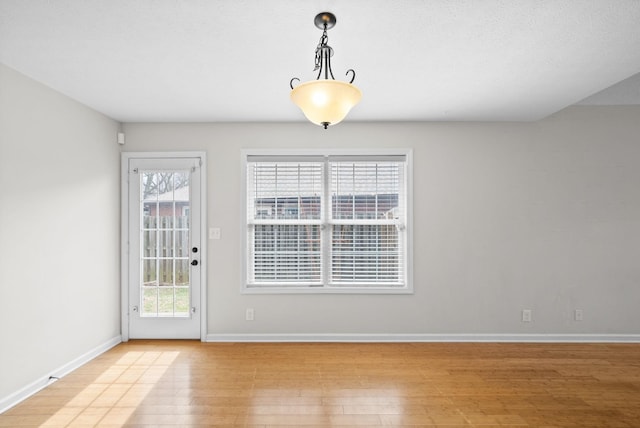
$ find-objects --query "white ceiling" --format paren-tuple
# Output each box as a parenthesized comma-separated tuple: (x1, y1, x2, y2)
(1, 0, 640, 123)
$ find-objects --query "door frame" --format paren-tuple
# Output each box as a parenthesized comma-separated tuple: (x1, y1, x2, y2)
(121, 151, 207, 342)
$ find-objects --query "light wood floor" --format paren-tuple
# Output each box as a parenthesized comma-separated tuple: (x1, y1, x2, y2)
(1, 341, 639, 427)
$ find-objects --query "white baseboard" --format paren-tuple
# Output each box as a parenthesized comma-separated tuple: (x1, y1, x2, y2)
(0, 335, 122, 414)
(205, 333, 640, 343)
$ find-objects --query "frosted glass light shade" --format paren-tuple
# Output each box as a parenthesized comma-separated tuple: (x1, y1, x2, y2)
(290, 80, 362, 127)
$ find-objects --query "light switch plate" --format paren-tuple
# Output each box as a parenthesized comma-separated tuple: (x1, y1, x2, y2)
(209, 227, 221, 240)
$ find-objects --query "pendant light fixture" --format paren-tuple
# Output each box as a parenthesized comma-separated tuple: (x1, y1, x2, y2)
(290, 12, 362, 129)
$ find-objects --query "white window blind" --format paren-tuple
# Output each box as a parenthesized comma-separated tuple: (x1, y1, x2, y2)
(247, 160, 323, 285)
(245, 152, 409, 292)
(330, 160, 405, 285)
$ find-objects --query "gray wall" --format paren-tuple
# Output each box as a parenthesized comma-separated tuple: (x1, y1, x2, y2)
(122, 108, 640, 338)
(0, 64, 121, 403)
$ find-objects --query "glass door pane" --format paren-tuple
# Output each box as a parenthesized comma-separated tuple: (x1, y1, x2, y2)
(140, 171, 190, 318)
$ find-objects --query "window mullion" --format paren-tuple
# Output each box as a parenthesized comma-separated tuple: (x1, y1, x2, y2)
(375, 164, 379, 283)
(322, 157, 331, 287)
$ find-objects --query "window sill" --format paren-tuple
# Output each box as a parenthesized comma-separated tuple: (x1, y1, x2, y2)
(242, 285, 413, 295)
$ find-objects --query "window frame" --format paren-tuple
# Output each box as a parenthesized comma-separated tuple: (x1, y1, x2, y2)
(241, 149, 413, 294)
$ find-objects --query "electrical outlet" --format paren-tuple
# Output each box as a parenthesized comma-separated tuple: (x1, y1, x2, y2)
(522, 309, 532, 322)
(245, 308, 254, 321)
(574, 309, 583, 321)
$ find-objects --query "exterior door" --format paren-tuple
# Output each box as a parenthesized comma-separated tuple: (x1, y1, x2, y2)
(126, 157, 202, 339)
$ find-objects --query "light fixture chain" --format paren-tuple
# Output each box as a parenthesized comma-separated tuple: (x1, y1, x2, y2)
(314, 24, 329, 71)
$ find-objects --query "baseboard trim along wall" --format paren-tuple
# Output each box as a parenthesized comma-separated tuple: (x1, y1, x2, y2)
(206, 333, 640, 343)
(0, 336, 122, 414)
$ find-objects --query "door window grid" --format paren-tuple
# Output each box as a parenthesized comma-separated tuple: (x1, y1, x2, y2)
(141, 171, 191, 316)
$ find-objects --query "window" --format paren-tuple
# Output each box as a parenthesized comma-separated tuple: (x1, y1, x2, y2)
(243, 151, 412, 293)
